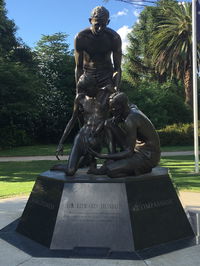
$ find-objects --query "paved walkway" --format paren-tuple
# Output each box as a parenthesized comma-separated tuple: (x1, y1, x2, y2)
(179, 191, 200, 210)
(0, 155, 64, 162)
(0, 151, 197, 162)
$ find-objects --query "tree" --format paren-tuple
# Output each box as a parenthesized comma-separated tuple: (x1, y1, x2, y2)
(0, 57, 44, 147)
(0, 0, 45, 147)
(150, 1, 198, 107)
(0, 0, 18, 56)
(34, 33, 76, 142)
(121, 78, 192, 128)
(118, 0, 197, 108)
(123, 0, 179, 85)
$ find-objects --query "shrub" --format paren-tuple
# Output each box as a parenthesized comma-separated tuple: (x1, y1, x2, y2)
(157, 123, 199, 146)
(121, 79, 193, 129)
(0, 126, 32, 148)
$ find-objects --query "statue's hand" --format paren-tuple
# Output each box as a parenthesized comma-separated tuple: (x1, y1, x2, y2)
(113, 86, 118, 92)
(88, 148, 108, 159)
(56, 143, 64, 160)
(88, 147, 102, 158)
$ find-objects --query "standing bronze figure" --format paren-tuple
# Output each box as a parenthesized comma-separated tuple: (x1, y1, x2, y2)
(74, 6, 122, 94)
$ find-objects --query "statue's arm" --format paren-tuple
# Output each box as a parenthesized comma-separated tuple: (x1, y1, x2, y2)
(74, 35, 83, 86)
(112, 35, 122, 91)
(89, 146, 133, 160)
(57, 96, 81, 148)
(89, 117, 137, 159)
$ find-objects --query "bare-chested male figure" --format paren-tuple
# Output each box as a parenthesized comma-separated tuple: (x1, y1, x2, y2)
(75, 6, 122, 94)
(89, 93, 161, 178)
(54, 76, 112, 176)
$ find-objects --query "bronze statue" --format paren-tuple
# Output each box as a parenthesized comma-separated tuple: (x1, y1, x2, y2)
(88, 92, 161, 177)
(74, 6, 122, 94)
(53, 7, 160, 178)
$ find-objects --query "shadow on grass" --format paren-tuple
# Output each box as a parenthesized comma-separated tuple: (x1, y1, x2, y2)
(0, 161, 58, 183)
(1, 156, 200, 192)
(174, 181, 200, 190)
(160, 156, 200, 191)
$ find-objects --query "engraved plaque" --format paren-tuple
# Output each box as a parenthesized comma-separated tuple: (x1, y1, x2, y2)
(51, 183, 134, 251)
(16, 177, 64, 247)
(126, 176, 194, 250)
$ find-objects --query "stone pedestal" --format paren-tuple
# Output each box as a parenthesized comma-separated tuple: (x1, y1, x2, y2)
(16, 167, 194, 257)
(187, 210, 200, 237)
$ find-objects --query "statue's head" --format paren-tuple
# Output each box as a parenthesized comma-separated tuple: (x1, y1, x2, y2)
(89, 6, 110, 36)
(109, 92, 129, 117)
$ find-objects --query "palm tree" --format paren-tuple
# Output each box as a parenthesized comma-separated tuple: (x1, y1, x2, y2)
(150, 2, 199, 107)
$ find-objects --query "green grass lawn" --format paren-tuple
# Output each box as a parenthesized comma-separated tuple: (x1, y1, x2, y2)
(160, 146, 195, 152)
(0, 160, 58, 198)
(0, 144, 196, 157)
(160, 156, 200, 192)
(0, 144, 72, 157)
(0, 155, 199, 199)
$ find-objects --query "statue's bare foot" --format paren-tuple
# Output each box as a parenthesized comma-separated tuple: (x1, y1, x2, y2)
(87, 166, 107, 175)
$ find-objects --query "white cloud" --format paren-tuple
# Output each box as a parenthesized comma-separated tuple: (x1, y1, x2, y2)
(117, 25, 132, 53)
(112, 8, 128, 18)
(133, 10, 140, 17)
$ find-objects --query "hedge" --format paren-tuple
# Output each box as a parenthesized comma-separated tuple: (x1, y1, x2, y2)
(157, 122, 199, 146)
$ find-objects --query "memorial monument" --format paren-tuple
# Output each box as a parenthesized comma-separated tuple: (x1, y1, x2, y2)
(16, 6, 194, 258)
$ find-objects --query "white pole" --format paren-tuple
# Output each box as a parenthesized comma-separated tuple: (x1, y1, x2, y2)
(192, 0, 199, 173)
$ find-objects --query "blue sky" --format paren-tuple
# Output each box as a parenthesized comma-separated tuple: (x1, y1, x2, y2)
(5, 0, 142, 51)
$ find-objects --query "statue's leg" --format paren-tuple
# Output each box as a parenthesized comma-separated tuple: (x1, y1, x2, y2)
(66, 134, 85, 176)
(87, 136, 102, 174)
(104, 127, 117, 153)
(96, 69, 113, 89)
(104, 119, 127, 150)
(106, 152, 153, 178)
(105, 158, 132, 178)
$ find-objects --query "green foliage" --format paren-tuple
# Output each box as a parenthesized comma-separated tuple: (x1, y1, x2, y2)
(0, 0, 17, 55)
(150, 2, 193, 78)
(0, 1, 76, 147)
(123, 0, 197, 107)
(121, 79, 192, 128)
(0, 126, 31, 148)
(33, 33, 76, 143)
(124, 0, 177, 84)
(0, 58, 44, 147)
(34, 33, 71, 89)
(0, 0, 48, 148)
(158, 123, 199, 146)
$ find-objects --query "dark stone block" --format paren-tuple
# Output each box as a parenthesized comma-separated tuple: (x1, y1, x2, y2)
(16, 177, 64, 247)
(187, 210, 200, 237)
(16, 166, 194, 258)
(126, 175, 194, 250)
(50, 182, 134, 252)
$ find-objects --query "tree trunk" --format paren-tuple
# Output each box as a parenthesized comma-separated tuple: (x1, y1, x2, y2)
(184, 68, 193, 108)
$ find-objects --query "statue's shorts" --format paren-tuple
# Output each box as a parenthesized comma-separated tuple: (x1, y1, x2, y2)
(77, 67, 114, 93)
